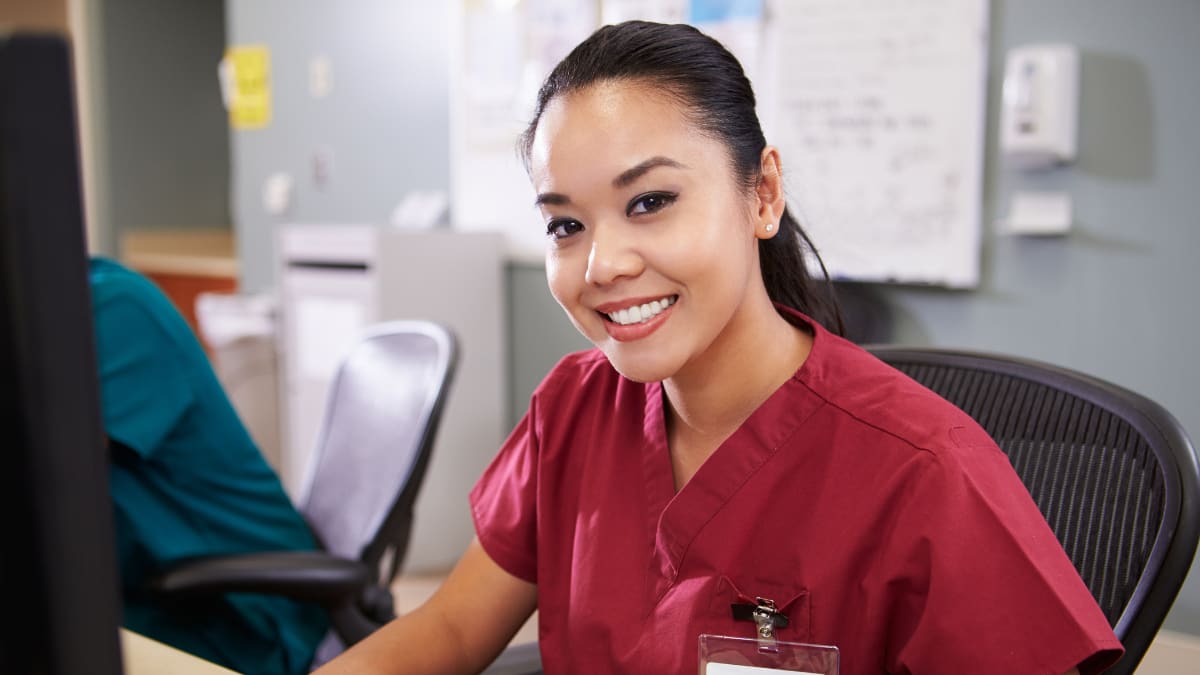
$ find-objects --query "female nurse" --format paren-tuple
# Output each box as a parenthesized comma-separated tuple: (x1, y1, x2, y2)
(317, 21, 1122, 675)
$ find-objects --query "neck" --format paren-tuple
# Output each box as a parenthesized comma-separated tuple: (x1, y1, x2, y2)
(662, 299, 813, 486)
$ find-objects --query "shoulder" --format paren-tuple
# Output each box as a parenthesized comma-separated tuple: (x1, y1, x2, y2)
(544, 348, 615, 377)
(795, 320, 995, 456)
(90, 257, 163, 305)
(90, 258, 176, 325)
(88, 258, 196, 356)
(524, 348, 649, 442)
(534, 348, 624, 400)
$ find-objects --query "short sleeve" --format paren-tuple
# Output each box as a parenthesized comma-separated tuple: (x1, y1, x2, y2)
(470, 402, 540, 584)
(883, 446, 1123, 675)
(92, 290, 193, 459)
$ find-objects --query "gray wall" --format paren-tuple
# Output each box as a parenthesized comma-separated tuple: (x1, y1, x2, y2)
(91, 0, 229, 254)
(225, 1, 451, 292)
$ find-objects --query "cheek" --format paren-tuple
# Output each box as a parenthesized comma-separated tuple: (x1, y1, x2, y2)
(662, 213, 753, 278)
(545, 256, 567, 304)
(545, 253, 583, 311)
(546, 254, 605, 342)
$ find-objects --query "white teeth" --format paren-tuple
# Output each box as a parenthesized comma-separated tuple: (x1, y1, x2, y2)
(606, 295, 676, 326)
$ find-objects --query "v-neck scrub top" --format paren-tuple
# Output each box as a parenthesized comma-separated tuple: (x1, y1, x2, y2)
(470, 307, 1122, 675)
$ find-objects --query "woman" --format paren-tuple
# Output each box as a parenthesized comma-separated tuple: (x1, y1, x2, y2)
(318, 21, 1121, 674)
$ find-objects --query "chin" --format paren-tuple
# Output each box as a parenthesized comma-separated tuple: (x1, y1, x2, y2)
(599, 345, 679, 384)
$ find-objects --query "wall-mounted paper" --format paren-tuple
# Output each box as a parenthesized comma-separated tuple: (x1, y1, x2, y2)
(763, 0, 988, 287)
(453, 0, 599, 256)
(602, 0, 687, 24)
(689, 0, 766, 87)
(223, 45, 272, 130)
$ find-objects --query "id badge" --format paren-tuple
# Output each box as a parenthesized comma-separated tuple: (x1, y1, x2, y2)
(698, 635, 839, 675)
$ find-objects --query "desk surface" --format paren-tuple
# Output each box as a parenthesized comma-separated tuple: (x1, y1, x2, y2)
(121, 629, 237, 674)
(117, 573, 539, 675)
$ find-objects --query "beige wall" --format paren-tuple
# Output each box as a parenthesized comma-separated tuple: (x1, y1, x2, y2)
(0, 0, 69, 33)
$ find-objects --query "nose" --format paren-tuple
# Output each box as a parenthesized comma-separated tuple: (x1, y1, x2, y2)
(585, 223, 642, 286)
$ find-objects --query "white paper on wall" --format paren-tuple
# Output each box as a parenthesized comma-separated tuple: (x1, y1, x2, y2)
(763, 0, 989, 287)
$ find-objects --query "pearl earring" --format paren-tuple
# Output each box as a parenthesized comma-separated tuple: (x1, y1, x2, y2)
(764, 223, 774, 232)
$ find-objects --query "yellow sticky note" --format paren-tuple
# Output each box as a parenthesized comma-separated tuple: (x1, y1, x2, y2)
(225, 45, 271, 130)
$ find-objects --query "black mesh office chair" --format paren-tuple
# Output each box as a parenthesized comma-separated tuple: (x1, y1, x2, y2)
(150, 320, 458, 658)
(868, 346, 1200, 675)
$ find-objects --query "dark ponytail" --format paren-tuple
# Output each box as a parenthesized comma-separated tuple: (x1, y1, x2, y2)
(519, 21, 845, 336)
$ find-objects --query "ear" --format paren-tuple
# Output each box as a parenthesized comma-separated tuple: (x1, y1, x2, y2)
(755, 146, 786, 240)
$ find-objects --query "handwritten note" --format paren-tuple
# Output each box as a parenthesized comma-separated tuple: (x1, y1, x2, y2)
(764, 0, 989, 287)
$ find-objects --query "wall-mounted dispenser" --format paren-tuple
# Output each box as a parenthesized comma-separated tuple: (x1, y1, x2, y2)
(998, 44, 1080, 236)
(1000, 44, 1080, 170)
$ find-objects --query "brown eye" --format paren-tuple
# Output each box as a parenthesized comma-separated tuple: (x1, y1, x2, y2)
(547, 219, 584, 240)
(627, 192, 677, 216)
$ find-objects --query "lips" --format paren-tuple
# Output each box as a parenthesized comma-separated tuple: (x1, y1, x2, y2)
(600, 294, 677, 326)
(596, 294, 678, 342)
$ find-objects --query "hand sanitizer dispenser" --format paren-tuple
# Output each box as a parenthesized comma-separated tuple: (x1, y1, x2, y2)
(1000, 44, 1080, 170)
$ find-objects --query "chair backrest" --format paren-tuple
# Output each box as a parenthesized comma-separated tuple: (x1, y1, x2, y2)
(868, 346, 1200, 675)
(298, 320, 458, 586)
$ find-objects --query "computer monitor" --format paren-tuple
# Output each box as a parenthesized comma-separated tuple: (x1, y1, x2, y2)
(0, 32, 124, 674)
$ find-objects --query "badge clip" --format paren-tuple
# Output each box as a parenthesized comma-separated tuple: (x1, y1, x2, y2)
(731, 596, 789, 645)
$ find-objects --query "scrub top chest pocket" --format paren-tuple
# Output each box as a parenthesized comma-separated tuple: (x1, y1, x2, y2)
(708, 575, 811, 644)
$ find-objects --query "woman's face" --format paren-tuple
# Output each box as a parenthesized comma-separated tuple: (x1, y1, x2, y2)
(528, 80, 766, 383)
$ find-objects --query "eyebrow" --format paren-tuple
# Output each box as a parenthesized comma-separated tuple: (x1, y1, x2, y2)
(533, 156, 688, 207)
(533, 192, 570, 207)
(612, 156, 687, 189)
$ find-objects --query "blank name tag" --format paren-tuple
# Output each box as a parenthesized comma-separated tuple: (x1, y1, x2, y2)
(707, 664, 821, 675)
(699, 635, 839, 675)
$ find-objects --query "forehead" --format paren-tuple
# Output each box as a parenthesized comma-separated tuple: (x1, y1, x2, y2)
(528, 80, 723, 188)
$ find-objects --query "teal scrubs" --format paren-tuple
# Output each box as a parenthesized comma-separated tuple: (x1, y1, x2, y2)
(90, 258, 327, 674)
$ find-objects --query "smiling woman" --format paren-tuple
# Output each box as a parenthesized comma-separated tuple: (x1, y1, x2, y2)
(527, 78, 799, 388)
(315, 21, 1121, 675)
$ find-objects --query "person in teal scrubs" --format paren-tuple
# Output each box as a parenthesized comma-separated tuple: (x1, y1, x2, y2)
(90, 257, 327, 674)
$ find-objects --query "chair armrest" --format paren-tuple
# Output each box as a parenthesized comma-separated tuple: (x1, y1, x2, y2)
(149, 551, 369, 605)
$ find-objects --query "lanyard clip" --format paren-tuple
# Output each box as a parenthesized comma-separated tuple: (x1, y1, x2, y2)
(752, 597, 780, 642)
(731, 596, 789, 643)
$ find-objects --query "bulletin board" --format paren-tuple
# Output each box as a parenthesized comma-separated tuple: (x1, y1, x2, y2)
(450, 0, 990, 287)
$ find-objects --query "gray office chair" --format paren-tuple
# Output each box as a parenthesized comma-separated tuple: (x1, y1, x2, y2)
(868, 346, 1200, 675)
(150, 320, 458, 658)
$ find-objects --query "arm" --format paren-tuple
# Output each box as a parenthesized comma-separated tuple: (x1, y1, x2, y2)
(315, 538, 537, 675)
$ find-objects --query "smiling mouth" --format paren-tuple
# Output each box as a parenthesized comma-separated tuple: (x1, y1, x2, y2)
(602, 295, 678, 326)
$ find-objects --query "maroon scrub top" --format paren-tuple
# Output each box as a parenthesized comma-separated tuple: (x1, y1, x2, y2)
(471, 308, 1123, 675)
